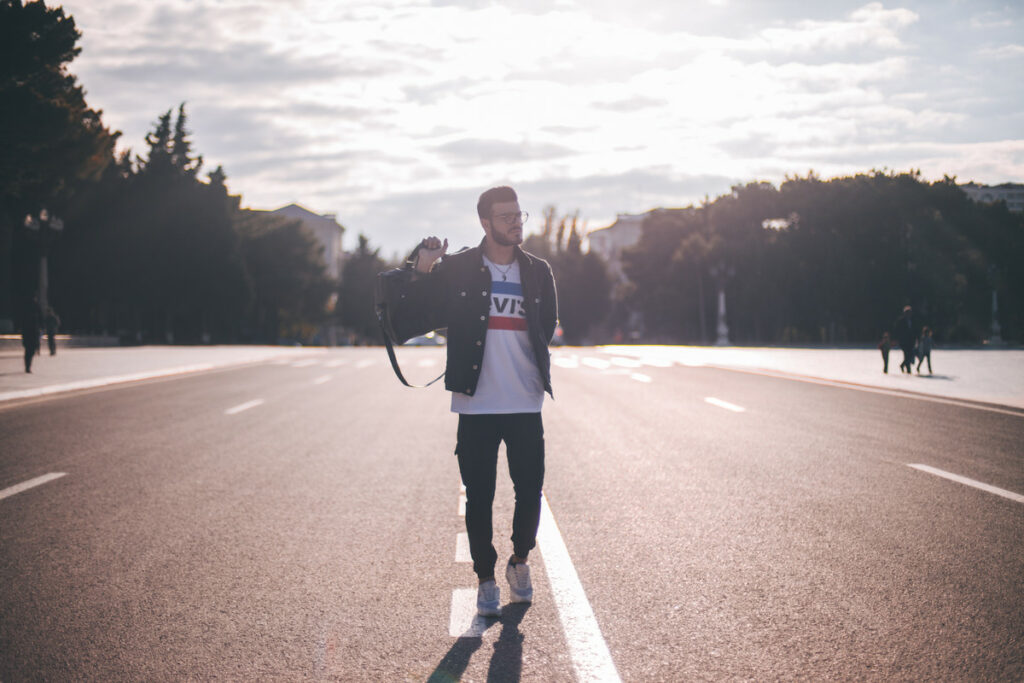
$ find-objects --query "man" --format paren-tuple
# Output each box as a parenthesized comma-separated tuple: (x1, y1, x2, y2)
(412, 186, 557, 617)
(893, 305, 916, 373)
(20, 297, 41, 373)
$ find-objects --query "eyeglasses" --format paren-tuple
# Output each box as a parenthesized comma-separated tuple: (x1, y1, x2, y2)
(491, 211, 528, 226)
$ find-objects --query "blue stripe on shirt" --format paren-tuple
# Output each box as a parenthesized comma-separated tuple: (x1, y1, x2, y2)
(491, 280, 522, 295)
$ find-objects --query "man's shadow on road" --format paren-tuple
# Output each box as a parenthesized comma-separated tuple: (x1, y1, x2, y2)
(427, 603, 530, 683)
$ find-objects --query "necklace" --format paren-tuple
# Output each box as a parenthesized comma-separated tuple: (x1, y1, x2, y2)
(492, 261, 514, 281)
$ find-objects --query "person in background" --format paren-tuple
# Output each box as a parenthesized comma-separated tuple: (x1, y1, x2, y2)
(916, 326, 934, 375)
(20, 297, 41, 373)
(878, 331, 891, 373)
(893, 305, 916, 373)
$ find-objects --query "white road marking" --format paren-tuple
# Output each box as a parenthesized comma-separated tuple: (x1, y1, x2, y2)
(704, 397, 746, 413)
(908, 464, 1024, 504)
(418, 359, 438, 367)
(538, 494, 622, 682)
(609, 357, 642, 368)
(449, 588, 497, 638)
(581, 357, 611, 370)
(458, 493, 466, 516)
(325, 359, 348, 367)
(455, 533, 471, 563)
(0, 472, 67, 502)
(355, 359, 375, 369)
(553, 355, 580, 369)
(225, 399, 264, 415)
(312, 375, 332, 385)
(630, 373, 652, 383)
(291, 359, 319, 368)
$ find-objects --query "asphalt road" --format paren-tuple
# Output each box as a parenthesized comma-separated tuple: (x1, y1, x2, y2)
(2, 347, 1021, 681)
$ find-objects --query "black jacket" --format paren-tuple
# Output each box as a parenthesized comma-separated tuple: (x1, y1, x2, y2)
(409, 242, 558, 397)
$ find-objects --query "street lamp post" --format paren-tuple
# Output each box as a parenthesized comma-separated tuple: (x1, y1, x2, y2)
(23, 208, 64, 316)
(710, 261, 735, 346)
(987, 265, 1003, 346)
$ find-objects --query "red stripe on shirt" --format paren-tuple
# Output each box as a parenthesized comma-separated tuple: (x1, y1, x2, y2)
(489, 316, 528, 331)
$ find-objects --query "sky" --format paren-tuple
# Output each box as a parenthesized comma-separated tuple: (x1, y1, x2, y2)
(61, 0, 1023, 255)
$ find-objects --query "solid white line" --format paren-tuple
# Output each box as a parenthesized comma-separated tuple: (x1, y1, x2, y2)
(0, 363, 216, 403)
(537, 495, 621, 682)
(908, 464, 1024, 504)
(705, 397, 746, 413)
(455, 532, 471, 563)
(703, 366, 1024, 418)
(0, 472, 67, 502)
(225, 399, 264, 415)
(449, 588, 497, 638)
(312, 375, 332, 385)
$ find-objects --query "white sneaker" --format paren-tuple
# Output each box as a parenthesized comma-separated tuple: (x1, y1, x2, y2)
(505, 557, 533, 603)
(477, 579, 501, 617)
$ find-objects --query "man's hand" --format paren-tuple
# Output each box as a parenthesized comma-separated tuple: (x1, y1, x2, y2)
(415, 236, 448, 273)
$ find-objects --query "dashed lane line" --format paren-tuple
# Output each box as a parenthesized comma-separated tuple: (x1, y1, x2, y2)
(355, 359, 376, 369)
(630, 373, 652, 383)
(449, 588, 495, 638)
(312, 375, 332, 385)
(538, 494, 622, 682)
(908, 464, 1024, 504)
(704, 397, 746, 412)
(290, 359, 319, 368)
(0, 473, 67, 502)
(224, 399, 265, 415)
(455, 533, 471, 563)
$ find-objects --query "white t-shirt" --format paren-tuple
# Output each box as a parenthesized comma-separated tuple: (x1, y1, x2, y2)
(451, 256, 545, 414)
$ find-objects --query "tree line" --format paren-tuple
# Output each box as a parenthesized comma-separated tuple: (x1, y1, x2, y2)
(621, 173, 1023, 345)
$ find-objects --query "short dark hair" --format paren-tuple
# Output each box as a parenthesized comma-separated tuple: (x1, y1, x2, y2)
(477, 186, 518, 220)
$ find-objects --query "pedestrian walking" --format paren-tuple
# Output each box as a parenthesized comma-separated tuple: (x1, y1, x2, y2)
(409, 186, 557, 617)
(916, 326, 934, 375)
(878, 331, 891, 373)
(45, 306, 60, 356)
(20, 298, 41, 373)
(893, 305, 916, 373)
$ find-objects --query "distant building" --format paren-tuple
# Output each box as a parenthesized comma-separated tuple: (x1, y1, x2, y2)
(960, 182, 1024, 213)
(586, 213, 646, 284)
(266, 204, 346, 279)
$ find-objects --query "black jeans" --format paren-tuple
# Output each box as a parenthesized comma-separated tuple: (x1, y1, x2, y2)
(456, 413, 545, 580)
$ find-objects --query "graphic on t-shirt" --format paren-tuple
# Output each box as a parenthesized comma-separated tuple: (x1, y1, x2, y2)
(489, 280, 527, 331)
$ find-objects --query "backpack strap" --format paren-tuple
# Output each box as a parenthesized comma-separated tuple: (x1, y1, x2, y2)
(376, 241, 445, 389)
(378, 319, 446, 388)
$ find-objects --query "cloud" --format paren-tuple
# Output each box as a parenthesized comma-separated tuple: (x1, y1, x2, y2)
(757, 2, 919, 53)
(434, 138, 576, 166)
(593, 96, 669, 112)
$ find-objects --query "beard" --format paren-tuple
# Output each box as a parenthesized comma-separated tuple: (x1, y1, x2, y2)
(491, 226, 523, 247)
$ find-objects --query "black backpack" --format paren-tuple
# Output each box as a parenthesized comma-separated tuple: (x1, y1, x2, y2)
(374, 244, 445, 388)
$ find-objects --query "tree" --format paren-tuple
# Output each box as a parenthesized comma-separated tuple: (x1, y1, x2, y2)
(235, 209, 332, 343)
(0, 0, 118, 327)
(339, 234, 390, 342)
